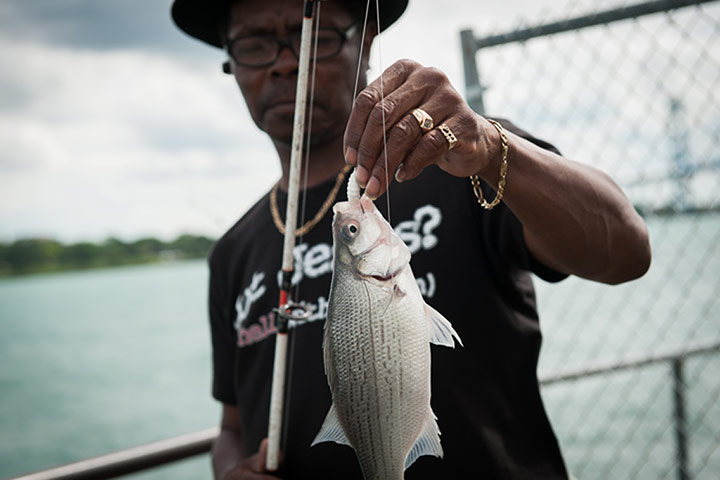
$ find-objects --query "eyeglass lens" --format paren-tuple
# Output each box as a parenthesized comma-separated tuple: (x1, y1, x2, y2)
(229, 28, 345, 66)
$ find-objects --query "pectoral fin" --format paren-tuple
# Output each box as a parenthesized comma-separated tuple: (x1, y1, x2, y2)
(425, 304, 463, 347)
(405, 411, 444, 470)
(311, 403, 351, 448)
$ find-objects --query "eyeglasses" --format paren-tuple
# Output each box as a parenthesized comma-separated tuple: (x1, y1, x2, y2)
(225, 24, 358, 68)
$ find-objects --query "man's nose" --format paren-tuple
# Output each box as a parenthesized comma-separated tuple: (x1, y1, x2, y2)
(271, 44, 299, 77)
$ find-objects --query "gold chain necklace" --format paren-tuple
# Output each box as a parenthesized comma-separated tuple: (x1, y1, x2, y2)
(270, 165, 352, 236)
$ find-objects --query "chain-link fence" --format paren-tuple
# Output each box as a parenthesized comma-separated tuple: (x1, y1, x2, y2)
(461, 0, 720, 478)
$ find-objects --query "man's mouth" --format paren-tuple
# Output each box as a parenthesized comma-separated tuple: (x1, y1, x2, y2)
(265, 99, 323, 119)
(266, 101, 296, 115)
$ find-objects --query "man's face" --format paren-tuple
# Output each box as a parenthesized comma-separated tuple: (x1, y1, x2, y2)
(227, 0, 370, 147)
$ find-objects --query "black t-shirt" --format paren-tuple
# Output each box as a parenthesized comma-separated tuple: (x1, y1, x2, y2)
(208, 121, 569, 479)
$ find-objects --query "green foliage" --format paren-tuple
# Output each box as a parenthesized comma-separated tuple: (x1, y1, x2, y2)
(0, 238, 64, 274)
(0, 234, 214, 277)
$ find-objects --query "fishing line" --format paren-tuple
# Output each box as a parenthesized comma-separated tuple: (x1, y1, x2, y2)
(352, 0, 371, 112)
(375, 0, 391, 225)
(346, 0, 372, 203)
(373, 0, 399, 285)
(348, 0, 391, 216)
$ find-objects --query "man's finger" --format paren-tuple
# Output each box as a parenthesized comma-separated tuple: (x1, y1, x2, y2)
(344, 60, 416, 168)
(402, 126, 454, 181)
(362, 112, 420, 198)
(254, 438, 270, 473)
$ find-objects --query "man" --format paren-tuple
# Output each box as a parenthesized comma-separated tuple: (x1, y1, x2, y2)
(171, 0, 651, 478)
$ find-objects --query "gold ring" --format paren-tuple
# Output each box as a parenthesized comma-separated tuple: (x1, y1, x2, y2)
(438, 123, 457, 150)
(411, 108, 434, 133)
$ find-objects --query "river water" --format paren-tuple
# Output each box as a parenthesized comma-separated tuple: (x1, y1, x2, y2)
(1, 214, 718, 479)
(0, 261, 216, 479)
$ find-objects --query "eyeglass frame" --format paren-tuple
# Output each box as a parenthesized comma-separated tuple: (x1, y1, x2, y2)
(222, 23, 359, 72)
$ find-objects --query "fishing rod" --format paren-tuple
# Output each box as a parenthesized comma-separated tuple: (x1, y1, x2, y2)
(266, 0, 323, 471)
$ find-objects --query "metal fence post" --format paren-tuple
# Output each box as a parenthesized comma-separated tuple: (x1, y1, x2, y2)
(460, 29, 485, 115)
(672, 358, 690, 480)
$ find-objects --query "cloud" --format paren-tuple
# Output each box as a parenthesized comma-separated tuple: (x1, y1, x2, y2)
(0, 38, 255, 151)
(0, 0, 558, 242)
(0, 0, 213, 56)
(15, 0, 689, 241)
(0, 35, 276, 242)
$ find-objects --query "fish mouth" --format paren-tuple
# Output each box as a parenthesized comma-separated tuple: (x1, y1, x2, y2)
(361, 265, 403, 283)
(369, 274, 394, 282)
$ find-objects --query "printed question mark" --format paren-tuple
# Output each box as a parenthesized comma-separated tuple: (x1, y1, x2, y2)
(415, 205, 442, 250)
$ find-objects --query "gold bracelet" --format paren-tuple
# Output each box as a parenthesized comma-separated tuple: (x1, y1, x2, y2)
(470, 119, 508, 210)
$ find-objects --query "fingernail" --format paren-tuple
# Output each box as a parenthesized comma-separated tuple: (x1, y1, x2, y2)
(394, 164, 405, 183)
(365, 176, 380, 200)
(356, 165, 369, 187)
(345, 147, 357, 166)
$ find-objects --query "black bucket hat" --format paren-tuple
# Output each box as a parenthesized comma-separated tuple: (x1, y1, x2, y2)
(171, 0, 409, 48)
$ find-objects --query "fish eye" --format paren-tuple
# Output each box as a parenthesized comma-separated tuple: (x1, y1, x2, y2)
(342, 223, 359, 241)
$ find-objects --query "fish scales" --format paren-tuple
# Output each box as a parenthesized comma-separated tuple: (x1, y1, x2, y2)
(313, 196, 462, 480)
(329, 271, 429, 479)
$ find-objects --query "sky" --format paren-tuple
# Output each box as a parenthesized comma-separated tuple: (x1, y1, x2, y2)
(0, 0, 612, 242)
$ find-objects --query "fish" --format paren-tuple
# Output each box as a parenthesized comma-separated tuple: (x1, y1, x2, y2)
(312, 195, 462, 480)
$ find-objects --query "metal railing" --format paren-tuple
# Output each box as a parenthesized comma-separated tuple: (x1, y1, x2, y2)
(9, 428, 218, 480)
(540, 341, 720, 480)
(10, 342, 718, 480)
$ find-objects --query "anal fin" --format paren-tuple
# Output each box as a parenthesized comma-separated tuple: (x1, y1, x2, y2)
(405, 411, 443, 470)
(311, 403, 351, 448)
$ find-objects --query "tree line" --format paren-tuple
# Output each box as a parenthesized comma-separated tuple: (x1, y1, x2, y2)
(0, 234, 214, 277)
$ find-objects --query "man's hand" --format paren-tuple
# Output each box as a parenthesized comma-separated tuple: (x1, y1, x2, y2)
(221, 438, 283, 480)
(214, 405, 283, 479)
(344, 59, 496, 199)
(343, 59, 650, 284)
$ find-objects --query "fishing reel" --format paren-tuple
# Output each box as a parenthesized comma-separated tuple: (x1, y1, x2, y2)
(274, 301, 312, 332)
